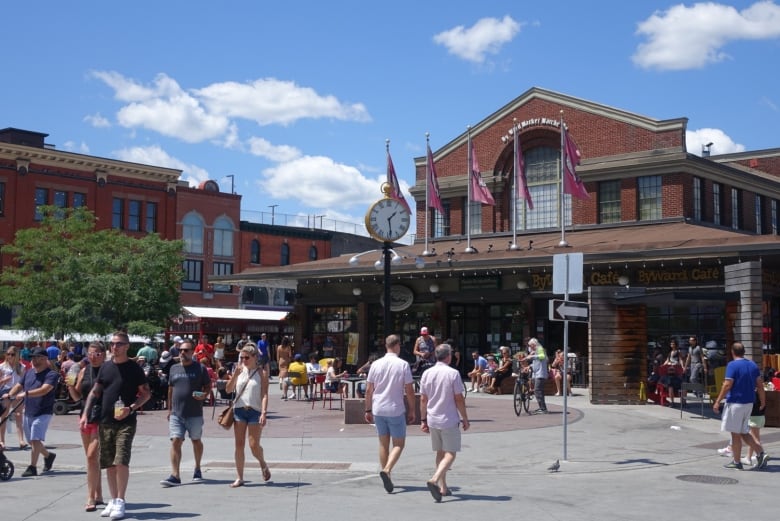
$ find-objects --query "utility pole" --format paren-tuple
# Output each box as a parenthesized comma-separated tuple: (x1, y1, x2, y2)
(268, 204, 278, 225)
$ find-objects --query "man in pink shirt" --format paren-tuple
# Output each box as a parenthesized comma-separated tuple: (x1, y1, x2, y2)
(364, 334, 416, 494)
(420, 344, 470, 502)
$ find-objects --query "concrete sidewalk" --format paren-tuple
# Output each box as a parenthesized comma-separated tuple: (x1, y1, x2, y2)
(1, 384, 776, 521)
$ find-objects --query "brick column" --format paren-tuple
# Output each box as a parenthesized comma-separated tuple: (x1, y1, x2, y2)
(724, 261, 763, 363)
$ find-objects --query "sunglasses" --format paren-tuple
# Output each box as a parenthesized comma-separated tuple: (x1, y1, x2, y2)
(239, 356, 252, 360)
(6, 353, 17, 356)
(109, 342, 129, 347)
(180, 348, 193, 352)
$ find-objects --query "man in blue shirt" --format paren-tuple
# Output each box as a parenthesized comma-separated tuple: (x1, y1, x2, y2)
(713, 341, 769, 470)
(467, 350, 487, 393)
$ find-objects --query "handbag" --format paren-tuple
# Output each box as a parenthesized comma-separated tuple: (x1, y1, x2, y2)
(86, 403, 102, 424)
(217, 368, 257, 430)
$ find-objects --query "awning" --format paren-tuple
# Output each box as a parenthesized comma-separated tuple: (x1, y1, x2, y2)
(182, 306, 288, 322)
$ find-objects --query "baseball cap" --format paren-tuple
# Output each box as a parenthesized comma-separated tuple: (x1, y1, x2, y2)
(160, 351, 172, 363)
(31, 347, 48, 357)
(294, 353, 303, 361)
(173, 336, 183, 343)
(420, 327, 429, 335)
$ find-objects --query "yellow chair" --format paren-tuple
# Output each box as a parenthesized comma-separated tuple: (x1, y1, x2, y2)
(707, 366, 726, 403)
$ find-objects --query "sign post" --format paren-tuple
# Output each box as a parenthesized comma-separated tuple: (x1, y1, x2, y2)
(552, 253, 584, 462)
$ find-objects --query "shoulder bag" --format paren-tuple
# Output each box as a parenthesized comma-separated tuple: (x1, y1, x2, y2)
(217, 368, 257, 430)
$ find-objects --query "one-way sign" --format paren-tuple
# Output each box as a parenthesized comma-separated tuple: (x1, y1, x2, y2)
(549, 299, 589, 323)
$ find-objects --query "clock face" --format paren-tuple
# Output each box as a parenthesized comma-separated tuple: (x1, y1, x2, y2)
(365, 198, 411, 242)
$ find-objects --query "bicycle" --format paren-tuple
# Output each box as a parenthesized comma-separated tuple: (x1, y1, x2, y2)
(513, 370, 532, 416)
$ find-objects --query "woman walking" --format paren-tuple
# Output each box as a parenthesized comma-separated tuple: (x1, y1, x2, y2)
(275, 336, 292, 390)
(66, 341, 106, 511)
(225, 343, 271, 487)
(0, 347, 28, 450)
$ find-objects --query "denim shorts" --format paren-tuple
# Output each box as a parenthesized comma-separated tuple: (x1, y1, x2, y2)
(233, 406, 261, 425)
(169, 414, 204, 440)
(374, 413, 407, 438)
(22, 414, 52, 442)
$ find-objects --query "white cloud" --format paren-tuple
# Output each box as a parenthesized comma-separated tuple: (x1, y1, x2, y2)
(433, 15, 520, 63)
(686, 128, 746, 156)
(633, 1, 780, 70)
(195, 78, 371, 126)
(247, 136, 302, 162)
(83, 113, 111, 128)
(62, 141, 90, 154)
(258, 155, 384, 209)
(113, 145, 210, 187)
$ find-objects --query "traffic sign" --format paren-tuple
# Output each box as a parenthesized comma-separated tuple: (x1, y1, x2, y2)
(549, 299, 589, 323)
(553, 252, 583, 295)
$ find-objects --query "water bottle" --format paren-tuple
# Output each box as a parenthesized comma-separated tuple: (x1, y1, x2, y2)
(114, 397, 125, 419)
(66, 363, 80, 387)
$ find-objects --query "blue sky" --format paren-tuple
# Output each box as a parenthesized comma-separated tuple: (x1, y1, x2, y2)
(3, 1, 779, 240)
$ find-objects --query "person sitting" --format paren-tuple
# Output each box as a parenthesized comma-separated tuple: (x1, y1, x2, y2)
(467, 350, 487, 392)
(354, 354, 376, 398)
(550, 349, 572, 396)
(324, 358, 348, 399)
(283, 354, 309, 400)
(480, 355, 497, 390)
(486, 347, 513, 394)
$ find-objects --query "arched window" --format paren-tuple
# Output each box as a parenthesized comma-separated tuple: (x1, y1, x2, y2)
(309, 245, 318, 261)
(250, 239, 260, 264)
(213, 216, 234, 257)
(515, 146, 570, 231)
(280, 243, 290, 266)
(182, 212, 204, 254)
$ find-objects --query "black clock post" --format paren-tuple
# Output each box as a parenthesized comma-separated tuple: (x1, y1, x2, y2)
(382, 240, 392, 338)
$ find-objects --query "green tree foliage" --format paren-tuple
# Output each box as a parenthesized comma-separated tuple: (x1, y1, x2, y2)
(0, 206, 183, 338)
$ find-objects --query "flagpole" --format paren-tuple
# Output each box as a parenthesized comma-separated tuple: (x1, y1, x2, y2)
(422, 132, 432, 256)
(559, 110, 569, 247)
(510, 118, 520, 251)
(465, 126, 475, 253)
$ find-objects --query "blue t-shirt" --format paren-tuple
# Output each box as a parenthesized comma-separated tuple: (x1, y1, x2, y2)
(22, 367, 59, 417)
(725, 358, 760, 404)
(257, 339, 269, 358)
(474, 356, 487, 371)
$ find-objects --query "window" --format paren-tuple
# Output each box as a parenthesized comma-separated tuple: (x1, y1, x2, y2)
(73, 193, 86, 208)
(34, 188, 49, 221)
(309, 245, 318, 261)
(713, 183, 722, 225)
(638, 175, 662, 220)
(128, 200, 141, 231)
(0, 182, 5, 216)
(182, 212, 204, 254)
(466, 199, 482, 234)
(145, 202, 158, 233)
(693, 177, 703, 221)
(598, 180, 621, 224)
(213, 216, 234, 257)
(54, 191, 67, 208)
(250, 239, 260, 264)
(182, 260, 203, 291)
(280, 243, 290, 266)
(212, 262, 233, 293)
(731, 188, 741, 230)
(756, 195, 763, 234)
(433, 201, 450, 238)
(515, 147, 568, 231)
(112, 198, 124, 229)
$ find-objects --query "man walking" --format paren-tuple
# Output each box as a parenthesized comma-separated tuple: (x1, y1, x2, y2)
(419, 344, 469, 502)
(467, 350, 487, 392)
(713, 341, 769, 470)
(160, 340, 212, 487)
(364, 334, 416, 493)
(685, 336, 707, 388)
(80, 332, 150, 520)
(526, 338, 549, 414)
(1, 346, 58, 477)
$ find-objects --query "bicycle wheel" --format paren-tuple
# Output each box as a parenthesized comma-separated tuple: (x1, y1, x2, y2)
(521, 382, 532, 413)
(513, 379, 523, 416)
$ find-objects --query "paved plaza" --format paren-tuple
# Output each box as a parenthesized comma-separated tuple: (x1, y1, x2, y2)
(1, 384, 776, 520)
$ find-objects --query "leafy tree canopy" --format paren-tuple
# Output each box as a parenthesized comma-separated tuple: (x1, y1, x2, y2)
(0, 206, 183, 339)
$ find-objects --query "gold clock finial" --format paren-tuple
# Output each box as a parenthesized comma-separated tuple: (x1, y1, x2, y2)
(380, 182, 392, 197)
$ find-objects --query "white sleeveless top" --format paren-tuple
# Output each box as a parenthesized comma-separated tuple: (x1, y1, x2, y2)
(233, 368, 264, 411)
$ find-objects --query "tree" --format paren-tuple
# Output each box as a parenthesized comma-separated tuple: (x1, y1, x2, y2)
(0, 206, 184, 338)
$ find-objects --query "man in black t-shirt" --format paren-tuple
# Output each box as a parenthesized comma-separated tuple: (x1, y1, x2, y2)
(80, 332, 150, 520)
(160, 340, 211, 487)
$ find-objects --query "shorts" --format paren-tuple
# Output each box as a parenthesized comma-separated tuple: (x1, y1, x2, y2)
(721, 402, 752, 434)
(749, 415, 766, 429)
(23, 414, 52, 442)
(233, 407, 261, 425)
(374, 413, 406, 438)
(169, 414, 204, 440)
(325, 381, 340, 392)
(430, 425, 462, 452)
(99, 422, 136, 468)
(80, 422, 99, 437)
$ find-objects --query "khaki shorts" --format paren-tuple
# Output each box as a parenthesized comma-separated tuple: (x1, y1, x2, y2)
(749, 415, 766, 429)
(99, 422, 136, 468)
(429, 425, 461, 453)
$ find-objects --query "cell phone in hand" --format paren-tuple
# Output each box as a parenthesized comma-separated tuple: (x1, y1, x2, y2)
(192, 391, 206, 399)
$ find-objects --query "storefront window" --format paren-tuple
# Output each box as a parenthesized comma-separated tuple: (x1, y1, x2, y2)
(309, 306, 357, 359)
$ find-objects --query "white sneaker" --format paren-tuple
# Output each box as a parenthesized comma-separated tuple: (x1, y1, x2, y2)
(751, 455, 758, 467)
(109, 499, 125, 520)
(741, 457, 753, 466)
(717, 446, 733, 457)
(100, 500, 115, 517)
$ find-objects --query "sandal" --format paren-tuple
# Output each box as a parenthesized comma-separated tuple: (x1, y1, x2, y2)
(261, 466, 271, 482)
(19, 443, 30, 451)
(85, 503, 97, 512)
(229, 479, 245, 488)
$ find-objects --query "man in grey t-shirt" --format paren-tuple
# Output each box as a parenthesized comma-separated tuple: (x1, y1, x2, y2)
(160, 340, 212, 487)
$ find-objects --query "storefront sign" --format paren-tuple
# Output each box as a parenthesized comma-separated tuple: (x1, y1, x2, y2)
(460, 277, 500, 291)
(519, 117, 561, 130)
(636, 267, 721, 285)
(379, 285, 415, 311)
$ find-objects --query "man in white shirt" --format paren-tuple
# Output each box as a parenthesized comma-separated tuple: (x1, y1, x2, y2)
(364, 334, 416, 494)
